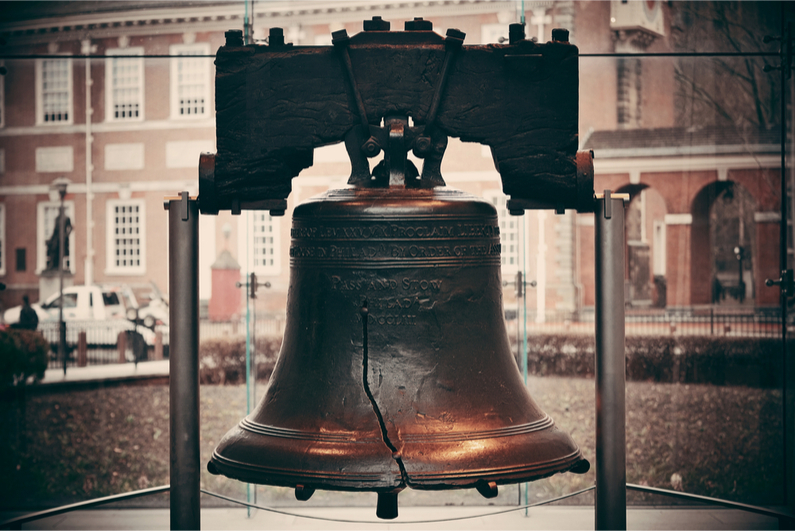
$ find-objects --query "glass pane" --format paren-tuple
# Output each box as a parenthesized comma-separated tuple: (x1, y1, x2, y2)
(0, 1, 789, 523)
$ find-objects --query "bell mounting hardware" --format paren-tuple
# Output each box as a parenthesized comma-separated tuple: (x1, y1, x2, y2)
(199, 19, 593, 216)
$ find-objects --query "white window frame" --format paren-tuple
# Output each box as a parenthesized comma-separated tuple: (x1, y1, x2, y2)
(105, 47, 144, 123)
(484, 190, 523, 275)
(0, 204, 5, 276)
(105, 199, 146, 276)
(35, 57, 74, 125)
(245, 211, 281, 277)
(169, 43, 211, 120)
(36, 201, 76, 274)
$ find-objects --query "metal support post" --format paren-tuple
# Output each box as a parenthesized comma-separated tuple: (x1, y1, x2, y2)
(58, 188, 67, 375)
(594, 190, 627, 531)
(167, 192, 200, 531)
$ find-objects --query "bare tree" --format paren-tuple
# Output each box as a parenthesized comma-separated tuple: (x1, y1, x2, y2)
(670, 1, 780, 132)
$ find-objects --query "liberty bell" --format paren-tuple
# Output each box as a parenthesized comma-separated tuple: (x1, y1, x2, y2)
(205, 20, 593, 519)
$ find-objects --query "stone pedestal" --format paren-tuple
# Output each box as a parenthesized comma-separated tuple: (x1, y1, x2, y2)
(39, 269, 74, 302)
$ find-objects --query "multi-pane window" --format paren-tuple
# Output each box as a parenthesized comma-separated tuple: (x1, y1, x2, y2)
(250, 212, 280, 275)
(486, 192, 521, 273)
(106, 48, 143, 121)
(170, 44, 210, 118)
(37, 58, 72, 124)
(36, 201, 76, 273)
(106, 200, 145, 274)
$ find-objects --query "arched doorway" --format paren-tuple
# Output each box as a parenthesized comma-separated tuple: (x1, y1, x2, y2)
(691, 181, 756, 306)
(618, 184, 669, 308)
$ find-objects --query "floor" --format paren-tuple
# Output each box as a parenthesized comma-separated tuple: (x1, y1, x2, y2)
(1, 505, 783, 530)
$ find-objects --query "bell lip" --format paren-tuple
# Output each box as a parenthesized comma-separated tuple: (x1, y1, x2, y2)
(207, 448, 588, 492)
(208, 450, 404, 492)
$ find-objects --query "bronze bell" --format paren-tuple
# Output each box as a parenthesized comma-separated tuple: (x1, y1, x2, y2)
(209, 184, 589, 518)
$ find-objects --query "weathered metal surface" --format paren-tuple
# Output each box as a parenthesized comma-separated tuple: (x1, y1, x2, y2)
(205, 19, 593, 214)
(209, 187, 589, 515)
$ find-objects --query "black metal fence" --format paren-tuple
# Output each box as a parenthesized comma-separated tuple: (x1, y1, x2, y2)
(507, 306, 783, 338)
(38, 309, 781, 370)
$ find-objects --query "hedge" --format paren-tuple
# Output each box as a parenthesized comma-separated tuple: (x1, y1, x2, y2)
(199, 333, 785, 388)
(512, 334, 785, 388)
(0, 329, 49, 387)
(199, 336, 282, 385)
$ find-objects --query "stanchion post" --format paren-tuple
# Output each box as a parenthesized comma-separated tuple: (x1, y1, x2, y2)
(594, 190, 628, 531)
(167, 192, 200, 530)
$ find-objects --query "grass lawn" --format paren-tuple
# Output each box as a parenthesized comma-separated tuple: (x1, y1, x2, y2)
(0, 375, 783, 511)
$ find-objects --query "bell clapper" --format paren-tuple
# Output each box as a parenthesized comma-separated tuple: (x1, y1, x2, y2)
(376, 491, 400, 520)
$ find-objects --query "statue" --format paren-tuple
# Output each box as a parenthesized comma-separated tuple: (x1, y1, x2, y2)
(45, 212, 72, 272)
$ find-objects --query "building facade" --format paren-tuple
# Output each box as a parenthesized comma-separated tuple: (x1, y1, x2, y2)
(0, 0, 783, 320)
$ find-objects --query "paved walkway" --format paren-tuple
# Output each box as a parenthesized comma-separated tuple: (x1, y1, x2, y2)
(1, 506, 781, 530)
(37, 359, 169, 390)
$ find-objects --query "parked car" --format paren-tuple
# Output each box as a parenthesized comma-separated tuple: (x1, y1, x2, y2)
(3, 285, 164, 351)
(5, 285, 128, 323)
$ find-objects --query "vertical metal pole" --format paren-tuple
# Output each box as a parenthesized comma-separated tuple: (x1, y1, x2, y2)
(168, 193, 200, 531)
(779, 18, 794, 516)
(250, 287, 257, 511)
(58, 193, 66, 375)
(595, 191, 627, 531)
(521, 220, 529, 514)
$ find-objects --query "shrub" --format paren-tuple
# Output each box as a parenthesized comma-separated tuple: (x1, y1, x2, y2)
(0, 329, 49, 387)
(199, 336, 282, 385)
(512, 333, 784, 388)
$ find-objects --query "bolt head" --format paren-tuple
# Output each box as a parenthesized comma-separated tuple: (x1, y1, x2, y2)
(364, 16, 391, 31)
(413, 136, 432, 155)
(508, 23, 525, 44)
(224, 29, 244, 46)
(269, 27, 286, 46)
(405, 18, 433, 31)
(361, 137, 381, 157)
(551, 28, 569, 43)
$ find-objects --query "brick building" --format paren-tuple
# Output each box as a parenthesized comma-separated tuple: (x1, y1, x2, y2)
(0, 0, 783, 321)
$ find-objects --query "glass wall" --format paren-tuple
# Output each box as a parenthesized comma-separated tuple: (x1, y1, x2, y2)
(0, 0, 791, 523)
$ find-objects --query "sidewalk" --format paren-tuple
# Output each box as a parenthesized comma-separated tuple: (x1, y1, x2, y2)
(1, 505, 780, 530)
(35, 359, 169, 391)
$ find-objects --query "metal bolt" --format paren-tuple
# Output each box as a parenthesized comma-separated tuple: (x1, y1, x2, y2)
(413, 136, 432, 157)
(224, 29, 244, 47)
(361, 137, 381, 157)
(551, 28, 569, 43)
(508, 23, 525, 44)
(269, 27, 285, 47)
(332, 29, 350, 46)
(364, 16, 391, 31)
(405, 17, 433, 31)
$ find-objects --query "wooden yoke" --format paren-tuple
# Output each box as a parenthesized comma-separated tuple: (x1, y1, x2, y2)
(199, 18, 593, 216)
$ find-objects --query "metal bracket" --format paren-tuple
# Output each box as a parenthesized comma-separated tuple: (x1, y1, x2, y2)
(766, 269, 795, 297)
(180, 191, 190, 221)
(236, 271, 271, 299)
(594, 191, 630, 220)
(764, 22, 793, 80)
(334, 27, 465, 189)
(163, 193, 197, 213)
